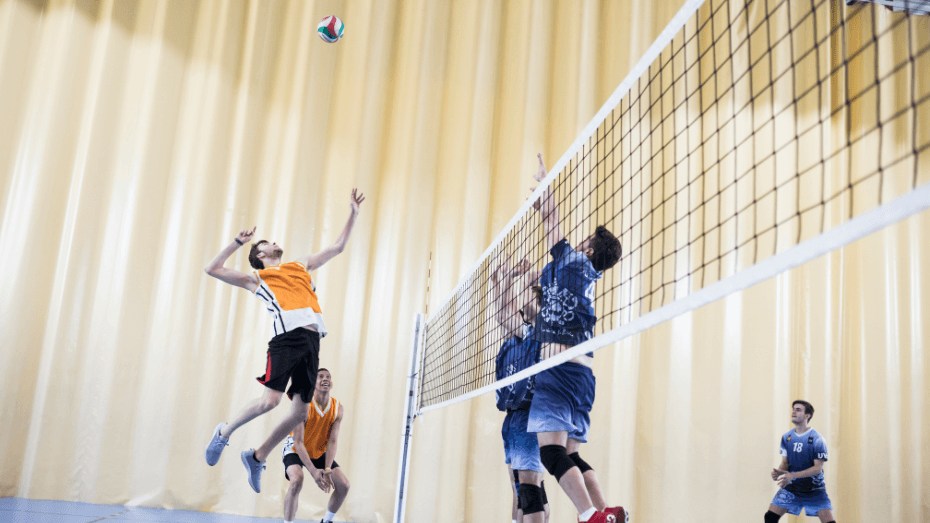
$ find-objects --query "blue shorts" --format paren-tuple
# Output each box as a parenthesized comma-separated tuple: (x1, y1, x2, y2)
(502, 409, 545, 473)
(772, 488, 832, 517)
(526, 363, 595, 442)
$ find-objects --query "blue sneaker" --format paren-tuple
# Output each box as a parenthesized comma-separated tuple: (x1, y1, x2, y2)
(241, 449, 266, 493)
(205, 423, 229, 466)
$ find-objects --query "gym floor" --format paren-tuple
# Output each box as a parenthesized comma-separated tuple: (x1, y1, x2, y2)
(0, 498, 342, 523)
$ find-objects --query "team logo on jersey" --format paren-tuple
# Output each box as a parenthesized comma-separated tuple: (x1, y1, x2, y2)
(787, 436, 792, 441)
(808, 436, 814, 444)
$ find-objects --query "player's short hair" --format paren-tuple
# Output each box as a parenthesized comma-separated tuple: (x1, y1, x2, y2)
(793, 400, 814, 422)
(248, 240, 268, 270)
(318, 368, 330, 375)
(588, 225, 622, 272)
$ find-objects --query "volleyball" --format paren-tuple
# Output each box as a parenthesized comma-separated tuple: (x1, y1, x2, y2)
(317, 16, 344, 43)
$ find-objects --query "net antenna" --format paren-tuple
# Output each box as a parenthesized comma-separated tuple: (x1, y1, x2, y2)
(395, 0, 929, 516)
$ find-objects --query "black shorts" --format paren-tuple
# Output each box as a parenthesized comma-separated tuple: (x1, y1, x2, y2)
(283, 452, 340, 481)
(256, 328, 320, 403)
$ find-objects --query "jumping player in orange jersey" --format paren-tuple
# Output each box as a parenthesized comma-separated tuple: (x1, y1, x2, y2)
(203, 189, 364, 494)
(281, 368, 349, 523)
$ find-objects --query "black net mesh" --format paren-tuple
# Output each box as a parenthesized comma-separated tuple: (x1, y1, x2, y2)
(418, 0, 929, 410)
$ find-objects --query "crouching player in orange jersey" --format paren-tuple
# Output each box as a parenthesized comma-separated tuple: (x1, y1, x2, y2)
(281, 368, 349, 523)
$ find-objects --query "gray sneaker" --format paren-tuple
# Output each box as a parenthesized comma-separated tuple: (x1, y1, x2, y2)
(205, 423, 229, 466)
(241, 449, 265, 493)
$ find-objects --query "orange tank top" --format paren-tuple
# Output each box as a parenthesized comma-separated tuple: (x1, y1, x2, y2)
(253, 261, 328, 337)
(299, 396, 340, 459)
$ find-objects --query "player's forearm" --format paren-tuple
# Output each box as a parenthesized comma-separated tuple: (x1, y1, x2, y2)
(205, 240, 241, 275)
(788, 465, 823, 479)
(332, 209, 359, 252)
(538, 189, 563, 247)
(291, 443, 312, 470)
(324, 441, 338, 470)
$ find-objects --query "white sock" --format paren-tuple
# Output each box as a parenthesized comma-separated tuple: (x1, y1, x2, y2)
(283, 520, 293, 523)
(579, 507, 597, 521)
(324, 510, 337, 522)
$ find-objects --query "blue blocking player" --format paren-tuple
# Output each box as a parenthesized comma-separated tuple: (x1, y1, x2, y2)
(491, 257, 549, 523)
(527, 154, 624, 523)
(766, 400, 837, 523)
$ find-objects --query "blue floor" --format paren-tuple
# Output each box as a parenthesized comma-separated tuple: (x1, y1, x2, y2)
(0, 498, 332, 522)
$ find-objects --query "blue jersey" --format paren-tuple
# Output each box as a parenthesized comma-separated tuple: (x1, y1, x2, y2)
(779, 428, 828, 493)
(535, 239, 601, 349)
(495, 326, 541, 411)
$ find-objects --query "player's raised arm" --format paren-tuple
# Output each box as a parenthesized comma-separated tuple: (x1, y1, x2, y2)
(298, 189, 365, 271)
(529, 154, 564, 250)
(491, 257, 522, 338)
(204, 227, 259, 292)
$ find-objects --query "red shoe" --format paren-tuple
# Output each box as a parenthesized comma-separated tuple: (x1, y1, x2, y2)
(586, 510, 617, 523)
(605, 506, 629, 522)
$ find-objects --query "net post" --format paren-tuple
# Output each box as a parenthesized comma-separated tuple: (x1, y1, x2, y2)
(393, 313, 424, 523)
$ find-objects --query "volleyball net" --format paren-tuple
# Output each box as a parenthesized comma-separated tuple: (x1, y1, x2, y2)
(415, 0, 930, 413)
(413, 0, 930, 413)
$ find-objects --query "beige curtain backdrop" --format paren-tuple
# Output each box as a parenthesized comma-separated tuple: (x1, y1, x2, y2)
(0, 1, 927, 523)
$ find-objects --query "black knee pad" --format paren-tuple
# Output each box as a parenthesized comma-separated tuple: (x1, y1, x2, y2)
(568, 452, 593, 473)
(764, 511, 782, 523)
(518, 483, 544, 515)
(539, 445, 577, 481)
(540, 480, 548, 505)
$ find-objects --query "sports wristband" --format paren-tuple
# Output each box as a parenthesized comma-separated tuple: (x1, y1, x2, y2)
(234, 238, 243, 246)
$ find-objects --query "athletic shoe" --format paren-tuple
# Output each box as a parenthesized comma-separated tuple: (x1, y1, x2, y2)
(204, 423, 229, 466)
(605, 506, 629, 522)
(587, 509, 623, 523)
(241, 449, 266, 493)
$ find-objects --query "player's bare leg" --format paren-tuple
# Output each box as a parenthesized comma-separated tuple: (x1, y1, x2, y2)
(327, 468, 351, 514)
(566, 438, 606, 511)
(518, 470, 546, 523)
(283, 464, 304, 521)
(254, 395, 312, 462)
(221, 387, 284, 438)
(816, 509, 835, 522)
(507, 465, 521, 523)
(537, 431, 594, 514)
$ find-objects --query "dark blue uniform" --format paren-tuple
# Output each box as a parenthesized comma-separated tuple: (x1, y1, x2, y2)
(771, 428, 833, 516)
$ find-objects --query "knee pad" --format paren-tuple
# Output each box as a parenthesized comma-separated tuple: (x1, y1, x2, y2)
(539, 445, 577, 481)
(518, 483, 544, 515)
(540, 480, 548, 505)
(764, 511, 782, 523)
(568, 452, 593, 473)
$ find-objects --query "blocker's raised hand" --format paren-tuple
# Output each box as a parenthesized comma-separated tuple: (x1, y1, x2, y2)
(534, 153, 548, 182)
(350, 189, 365, 214)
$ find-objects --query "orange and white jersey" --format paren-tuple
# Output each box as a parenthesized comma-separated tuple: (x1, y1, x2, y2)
(282, 396, 340, 460)
(253, 261, 328, 337)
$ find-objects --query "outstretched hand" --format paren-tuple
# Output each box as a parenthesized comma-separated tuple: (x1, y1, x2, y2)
(490, 255, 512, 286)
(533, 153, 547, 182)
(350, 188, 365, 214)
(530, 153, 549, 210)
(236, 226, 256, 245)
(511, 257, 531, 277)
